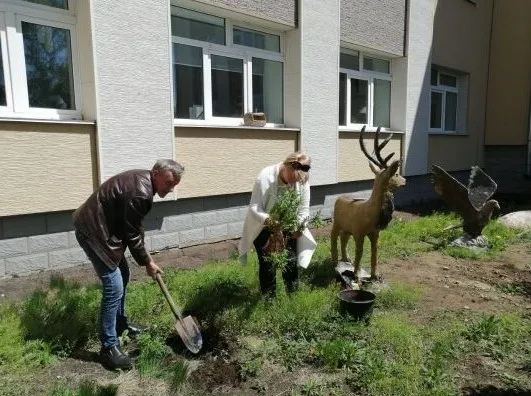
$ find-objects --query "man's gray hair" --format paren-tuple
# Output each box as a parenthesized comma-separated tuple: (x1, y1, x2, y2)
(152, 159, 185, 179)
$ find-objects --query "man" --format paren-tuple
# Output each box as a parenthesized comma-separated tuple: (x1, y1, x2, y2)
(73, 159, 184, 369)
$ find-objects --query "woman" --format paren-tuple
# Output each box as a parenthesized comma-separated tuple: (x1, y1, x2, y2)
(239, 152, 317, 296)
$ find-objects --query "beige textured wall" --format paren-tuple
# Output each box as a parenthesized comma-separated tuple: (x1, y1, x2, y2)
(0, 122, 97, 217)
(428, 135, 478, 171)
(485, 0, 531, 145)
(338, 132, 403, 182)
(430, 0, 493, 169)
(175, 127, 298, 198)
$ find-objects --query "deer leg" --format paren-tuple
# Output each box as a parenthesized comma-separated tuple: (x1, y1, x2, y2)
(368, 231, 380, 280)
(330, 224, 340, 263)
(353, 236, 364, 280)
(340, 231, 351, 262)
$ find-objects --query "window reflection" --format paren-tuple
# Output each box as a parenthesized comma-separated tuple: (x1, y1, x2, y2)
(0, 41, 6, 106)
(22, 21, 75, 110)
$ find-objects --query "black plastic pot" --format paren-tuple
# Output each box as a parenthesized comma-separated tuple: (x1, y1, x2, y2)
(337, 289, 376, 320)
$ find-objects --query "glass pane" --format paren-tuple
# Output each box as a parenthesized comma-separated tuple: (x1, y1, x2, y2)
(373, 79, 391, 128)
(364, 56, 390, 74)
(173, 43, 204, 119)
(171, 7, 225, 45)
(24, 0, 68, 9)
(22, 22, 75, 110)
(252, 58, 283, 123)
(350, 78, 368, 124)
(211, 55, 243, 117)
(234, 27, 280, 52)
(0, 41, 6, 106)
(340, 52, 359, 70)
(431, 69, 438, 85)
(444, 92, 457, 131)
(430, 91, 442, 129)
(339, 73, 346, 126)
(440, 73, 457, 87)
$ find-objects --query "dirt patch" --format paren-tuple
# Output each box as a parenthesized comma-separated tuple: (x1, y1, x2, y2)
(189, 358, 242, 393)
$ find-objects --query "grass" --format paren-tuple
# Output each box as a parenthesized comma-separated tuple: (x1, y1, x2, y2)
(0, 212, 530, 394)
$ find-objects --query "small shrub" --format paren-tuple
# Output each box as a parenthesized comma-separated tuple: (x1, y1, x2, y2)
(20, 276, 99, 355)
(315, 339, 362, 369)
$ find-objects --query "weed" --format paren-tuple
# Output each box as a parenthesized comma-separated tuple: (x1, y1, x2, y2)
(315, 338, 362, 369)
(374, 282, 423, 310)
(0, 305, 55, 373)
(50, 379, 118, 396)
(168, 359, 191, 395)
(464, 314, 531, 361)
(136, 333, 171, 378)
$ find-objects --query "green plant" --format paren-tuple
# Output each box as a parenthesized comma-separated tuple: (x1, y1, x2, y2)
(136, 333, 171, 378)
(374, 282, 423, 310)
(168, 359, 191, 395)
(265, 188, 307, 270)
(50, 380, 118, 396)
(20, 276, 100, 355)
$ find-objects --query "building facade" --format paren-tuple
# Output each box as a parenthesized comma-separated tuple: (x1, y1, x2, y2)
(0, 0, 530, 276)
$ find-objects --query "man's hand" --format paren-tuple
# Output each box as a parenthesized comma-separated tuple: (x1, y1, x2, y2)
(146, 261, 162, 279)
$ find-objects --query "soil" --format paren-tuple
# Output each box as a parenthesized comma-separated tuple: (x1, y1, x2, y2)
(1, 208, 530, 395)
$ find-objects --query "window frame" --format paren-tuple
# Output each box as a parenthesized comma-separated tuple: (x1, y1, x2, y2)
(0, 0, 81, 120)
(429, 69, 459, 134)
(171, 10, 285, 127)
(339, 50, 392, 130)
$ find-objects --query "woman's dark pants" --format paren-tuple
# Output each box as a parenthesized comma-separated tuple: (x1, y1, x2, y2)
(253, 229, 298, 296)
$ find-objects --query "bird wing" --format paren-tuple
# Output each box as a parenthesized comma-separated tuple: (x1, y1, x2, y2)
(432, 165, 476, 216)
(467, 166, 497, 211)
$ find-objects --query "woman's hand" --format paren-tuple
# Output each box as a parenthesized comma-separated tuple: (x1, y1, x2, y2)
(292, 231, 302, 239)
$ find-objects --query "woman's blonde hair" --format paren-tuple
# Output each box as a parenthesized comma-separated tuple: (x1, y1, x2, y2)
(283, 151, 312, 183)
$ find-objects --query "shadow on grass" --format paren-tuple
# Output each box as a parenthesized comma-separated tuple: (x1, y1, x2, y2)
(462, 385, 531, 396)
(167, 275, 262, 355)
(301, 256, 339, 289)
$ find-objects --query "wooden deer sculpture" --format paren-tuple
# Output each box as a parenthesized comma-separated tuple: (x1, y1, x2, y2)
(331, 126, 406, 281)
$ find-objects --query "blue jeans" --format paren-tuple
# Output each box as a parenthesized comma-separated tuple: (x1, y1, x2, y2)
(76, 230, 130, 349)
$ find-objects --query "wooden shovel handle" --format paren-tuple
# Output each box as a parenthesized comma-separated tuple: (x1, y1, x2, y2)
(155, 273, 184, 322)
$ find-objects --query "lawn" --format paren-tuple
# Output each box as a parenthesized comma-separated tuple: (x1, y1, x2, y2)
(0, 212, 530, 395)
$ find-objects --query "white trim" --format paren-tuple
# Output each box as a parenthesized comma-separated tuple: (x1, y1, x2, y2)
(339, 49, 392, 129)
(429, 68, 459, 133)
(171, 8, 285, 126)
(0, 1, 81, 120)
(0, 12, 13, 111)
(174, 122, 295, 131)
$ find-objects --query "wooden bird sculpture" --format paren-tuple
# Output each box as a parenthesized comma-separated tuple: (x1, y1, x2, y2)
(432, 165, 500, 238)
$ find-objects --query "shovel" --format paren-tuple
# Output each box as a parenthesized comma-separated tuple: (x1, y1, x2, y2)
(155, 273, 202, 354)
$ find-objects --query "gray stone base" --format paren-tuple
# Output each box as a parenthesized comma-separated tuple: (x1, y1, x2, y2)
(0, 172, 475, 277)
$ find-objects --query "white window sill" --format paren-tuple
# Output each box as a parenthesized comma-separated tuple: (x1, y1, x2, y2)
(174, 123, 299, 132)
(428, 131, 469, 136)
(338, 126, 405, 134)
(0, 117, 95, 125)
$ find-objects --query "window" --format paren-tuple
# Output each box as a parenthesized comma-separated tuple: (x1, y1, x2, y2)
(0, 1, 79, 119)
(430, 68, 459, 133)
(339, 50, 391, 128)
(171, 6, 284, 125)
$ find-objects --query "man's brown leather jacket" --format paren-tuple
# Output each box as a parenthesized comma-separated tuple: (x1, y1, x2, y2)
(73, 169, 154, 270)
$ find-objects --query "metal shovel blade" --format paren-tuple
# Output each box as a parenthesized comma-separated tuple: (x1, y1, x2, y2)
(155, 273, 203, 354)
(175, 316, 202, 354)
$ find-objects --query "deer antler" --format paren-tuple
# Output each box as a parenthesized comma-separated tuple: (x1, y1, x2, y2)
(359, 126, 395, 169)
